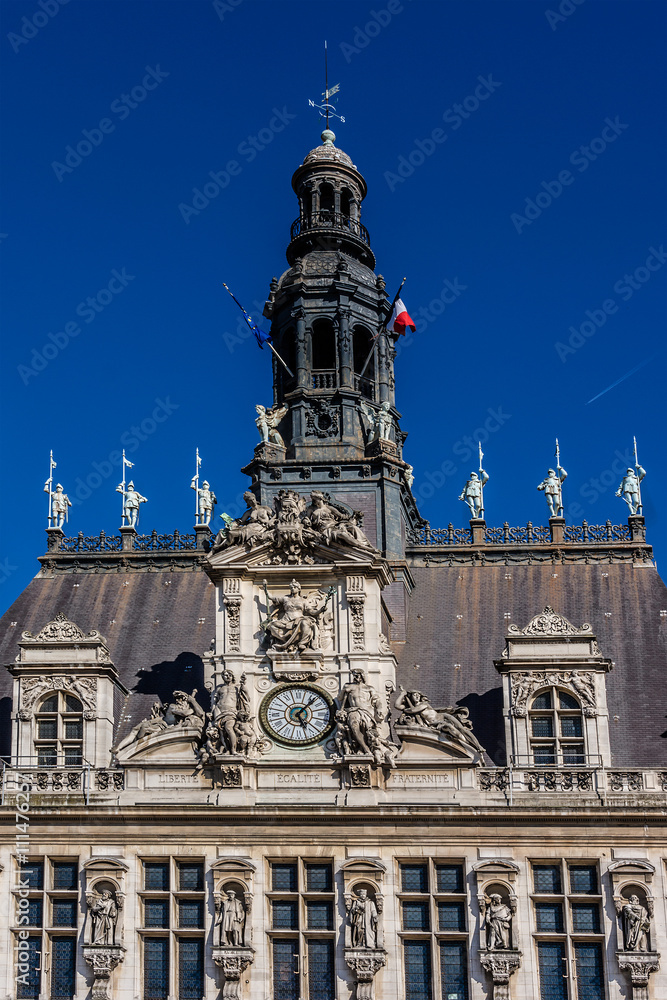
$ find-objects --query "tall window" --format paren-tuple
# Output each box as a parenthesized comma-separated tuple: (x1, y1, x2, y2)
(399, 861, 469, 1000)
(268, 859, 335, 1000)
(532, 861, 605, 1000)
(140, 859, 206, 1000)
(529, 689, 585, 765)
(14, 858, 79, 999)
(311, 319, 337, 380)
(34, 692, 83, 766)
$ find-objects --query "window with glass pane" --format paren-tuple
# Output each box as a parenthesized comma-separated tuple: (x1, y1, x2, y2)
(574, 943, 604, 1000)
(145, 899, 169, 928)
(178, 863, 203, 891)
(64, 747, 83, 766)
(306, 901, 333, 930)
(178, 900, 203, 928)
(272, 900, 298, 929)
(51, 937, 76, 998)
(537, 941, 568, 1000)
(535, 902, 564, 932)
(52, 861, 78, 890)
(562, 745, 585, 765)
(305, 864, 332, 892)
(439, 941, 468, 1000)
(532, 717, 554, 737)
(403, 901, 430, 930)
(52, 899, 77, 927)
(534, 866, 562, 894)
(145, 863, 170, 891)
(41, 695, 58, 712)
(24, 863, 44, 889)
(435, 865, 463, 893)
(273, 938, 299, 1000)
(26, 898, 42, 926)
(272, 863, 298, 892)
(17, 936, 41, 999)
(308, 939, 335, 1000)
(560, 717, 582, 738)
(38, 747, 57, 766)
(38, 719, 57, 739)
(404, 940, 432, 1000)
(438, 902, 465, 931)
(401, 864, 428, 893)
(569, 866, 597, 894)
(35, 691, 83, 766)
(532, 692, 552, 710)
(144, 937, 169, 1000)
(178, 938, 203, 1000)
(534, 746, 557, 765)
(64, 719, 83, 739)
(559, 692, 579, 710)
(571, 904, 599, 933)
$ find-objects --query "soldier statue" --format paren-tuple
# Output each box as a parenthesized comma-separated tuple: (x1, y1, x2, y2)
(50, 484, 72, 529)
(116, 481, 148, 527)
(537, 465, 567, 517)
(616, 465, 646, 515)
(459, 469, 489, 519)
(192, 479, 217, 525)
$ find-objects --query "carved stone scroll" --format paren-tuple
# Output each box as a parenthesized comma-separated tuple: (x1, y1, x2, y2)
(83, 946, 125, 1000)
(212, 947, 255, 1000)
(479, 951, 522, 1000)
(508, 606, 592, 636)
(344, 950, 386, 1000)
(617, 954, 660, 1000)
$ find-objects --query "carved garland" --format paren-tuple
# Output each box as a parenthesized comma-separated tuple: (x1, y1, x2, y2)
(20, 675, 97, 716)
(348, 597, 366, 651)
(510, 670, 597, 717)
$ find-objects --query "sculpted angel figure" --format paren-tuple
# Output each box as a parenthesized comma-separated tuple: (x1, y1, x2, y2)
(255, 403, 288, 447)
(213, 491, 275, 551)
(308, 491, 373, 548)
(360, 400, 393, 441)
(394, 686, 485, 754)
(261, 579, 333, 653)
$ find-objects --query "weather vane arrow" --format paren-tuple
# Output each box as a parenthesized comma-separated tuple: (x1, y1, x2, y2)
(308, 41, 345, 130)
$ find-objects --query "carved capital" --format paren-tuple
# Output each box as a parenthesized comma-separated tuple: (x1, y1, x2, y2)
(617, 951, 660, 988)
(344, 949, 386, 1000)
(212, 946, 255, 1000)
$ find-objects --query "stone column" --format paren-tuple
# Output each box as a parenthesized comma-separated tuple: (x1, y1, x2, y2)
(294, 306, 309, 390)
(549, 516, 565, 543)
(470, 519, 486, 545)
(119, 525, 136, 551)
(377, 333, 389, 404)
(617, 952, 660, 1000)
(338, 306, 353, 389)
(479, 950, 522, 1000)
(46, 526, 64, 551)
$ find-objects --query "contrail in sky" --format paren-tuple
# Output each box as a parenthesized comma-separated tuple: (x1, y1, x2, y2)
(586, 356, 656, 405)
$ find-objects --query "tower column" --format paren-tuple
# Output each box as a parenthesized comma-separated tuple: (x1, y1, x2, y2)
(294, 307, 309, 390)
(338, 306, 353, 389)
(378, 333, 390, 404)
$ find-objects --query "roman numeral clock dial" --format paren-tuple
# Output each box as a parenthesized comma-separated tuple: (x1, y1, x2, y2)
(260, 684, 335, 747)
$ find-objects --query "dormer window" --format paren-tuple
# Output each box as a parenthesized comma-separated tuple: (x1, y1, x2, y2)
(529, 689, 584, 766)
(34, 692, 83, 766)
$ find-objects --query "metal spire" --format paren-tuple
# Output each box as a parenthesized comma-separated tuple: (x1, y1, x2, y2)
(308, 40, 345, 141)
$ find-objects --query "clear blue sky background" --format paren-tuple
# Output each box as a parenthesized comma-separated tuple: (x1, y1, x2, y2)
(1, 0, 666, 610)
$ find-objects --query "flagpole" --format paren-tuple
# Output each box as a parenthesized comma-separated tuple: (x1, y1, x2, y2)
(359, 277, 407, 380)
(222, 281, 294, 377)
(634, 436, 643, 514)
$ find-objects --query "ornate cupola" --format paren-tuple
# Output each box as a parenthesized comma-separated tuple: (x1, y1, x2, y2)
(242, 128, 424, 565)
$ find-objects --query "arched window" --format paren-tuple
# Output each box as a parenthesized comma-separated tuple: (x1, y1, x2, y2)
(353, 325, 375, 399)
(311, 319, 337, 387)
(319, 182, 334, 218)
(277, 327, 296, 395)
(340, 188, 352, 222)
(529, 688, 584, 766)
(34, 692, 83, 766)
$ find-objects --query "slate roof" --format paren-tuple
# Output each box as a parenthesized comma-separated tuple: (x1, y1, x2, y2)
(1, 555, 665, 767)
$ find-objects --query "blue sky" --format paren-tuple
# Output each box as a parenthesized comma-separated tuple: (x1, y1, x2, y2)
(1, 0, 666, 608)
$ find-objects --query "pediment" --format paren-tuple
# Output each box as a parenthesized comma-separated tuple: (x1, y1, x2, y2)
(114, 726, 200, 764)
(473, 859, 520, 874)
(394, 726, 480, 763)
(207, 538, 381, 571)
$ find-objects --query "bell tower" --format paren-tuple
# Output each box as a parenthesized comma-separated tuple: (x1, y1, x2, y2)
(242, 128, 423, 564)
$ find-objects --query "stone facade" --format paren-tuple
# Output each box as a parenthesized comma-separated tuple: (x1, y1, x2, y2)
(0, 131, 665, 1000)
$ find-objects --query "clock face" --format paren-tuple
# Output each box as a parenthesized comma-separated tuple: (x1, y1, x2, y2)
(260, 684, 335, 747)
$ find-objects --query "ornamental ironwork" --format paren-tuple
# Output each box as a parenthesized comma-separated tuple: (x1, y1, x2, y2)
(134, 530, 197, 550)
(61, 532, 122, 552)
(290, 212, 371, 246)
(407, 521, 631, 546)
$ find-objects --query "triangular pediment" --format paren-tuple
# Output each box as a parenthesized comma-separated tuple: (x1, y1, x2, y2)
(207, 538, 387, 572)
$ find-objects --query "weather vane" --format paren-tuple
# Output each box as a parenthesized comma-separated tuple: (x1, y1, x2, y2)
(309, 41, 345, 130)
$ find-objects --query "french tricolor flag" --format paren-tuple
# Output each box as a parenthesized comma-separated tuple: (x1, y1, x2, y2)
(389, 297, 416, 335)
